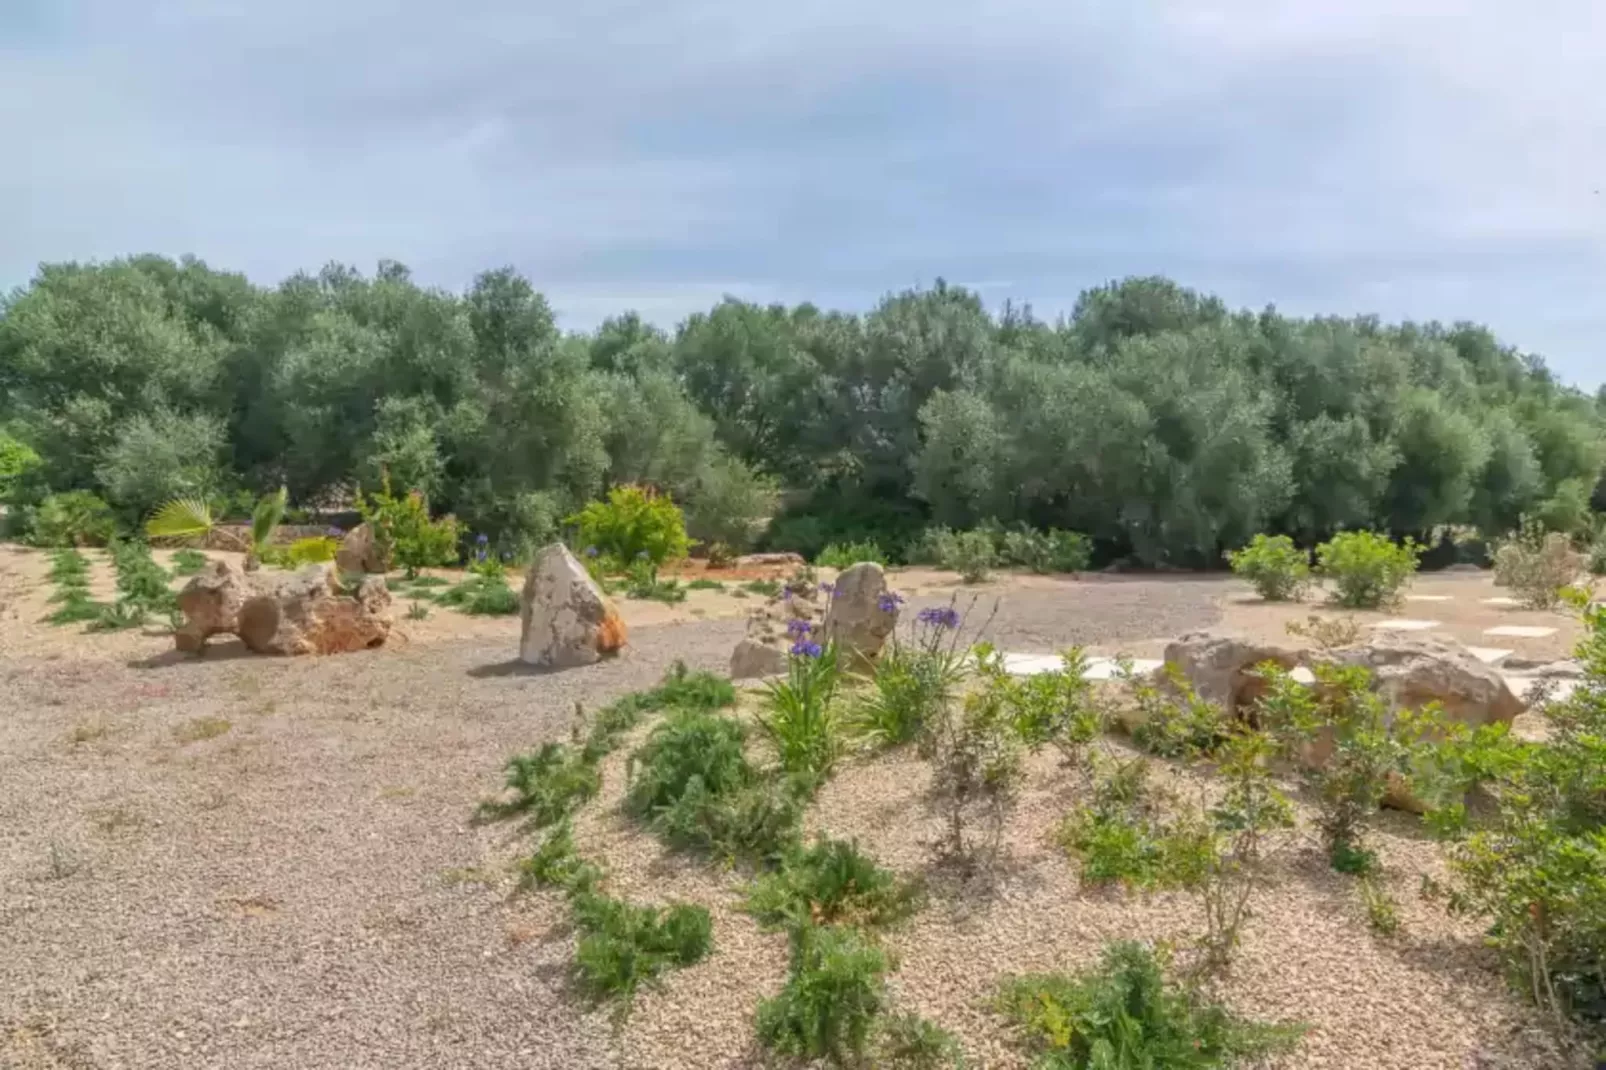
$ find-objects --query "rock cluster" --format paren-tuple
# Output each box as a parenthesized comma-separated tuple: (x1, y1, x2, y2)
(174, 560, 393, 656)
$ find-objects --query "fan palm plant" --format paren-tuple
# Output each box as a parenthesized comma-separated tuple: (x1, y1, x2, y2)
(146, 487, 288, 569)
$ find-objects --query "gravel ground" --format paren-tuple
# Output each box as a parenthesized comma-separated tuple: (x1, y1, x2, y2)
(0, 546, 1582, 1069)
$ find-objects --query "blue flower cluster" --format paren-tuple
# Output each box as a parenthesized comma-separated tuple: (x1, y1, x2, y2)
(877, 591, 905, 613)
(585, 546, 599, 558)
(789, 640, 823, 658)
(917, 606, 961, 630)
(326, 526, 344, 539)
(787, 618, 814, 638)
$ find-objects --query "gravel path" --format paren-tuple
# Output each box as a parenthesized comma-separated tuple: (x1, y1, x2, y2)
(0, 547, 1577, 1070)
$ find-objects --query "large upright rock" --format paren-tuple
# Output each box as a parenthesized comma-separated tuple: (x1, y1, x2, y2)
(1161, 632, 1302, 713)
(821, 562, 900, 671)
(174, 559, 252, 653)
(519, 544, 627, 669)
(335, 522, 388, 574)
(237, 564, 393, 656)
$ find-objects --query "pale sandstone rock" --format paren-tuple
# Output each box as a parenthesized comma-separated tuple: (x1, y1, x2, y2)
(519, 544, 627, 669)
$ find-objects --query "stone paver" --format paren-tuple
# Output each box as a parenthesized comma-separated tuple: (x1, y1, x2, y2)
(1406, 594, 1453, 602)
(1372, 619, 1440, 631)
(1484, 625, 1557, 639)
(1481, 596, 1523, 607)
(1465, 646, 1514, 665)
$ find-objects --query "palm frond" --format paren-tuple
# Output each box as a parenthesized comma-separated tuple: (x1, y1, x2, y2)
(250, 486, 287, 552)
(145, 497, 215, 544)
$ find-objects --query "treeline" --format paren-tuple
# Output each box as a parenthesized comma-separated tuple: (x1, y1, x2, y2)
(2, 256, 1603, 566)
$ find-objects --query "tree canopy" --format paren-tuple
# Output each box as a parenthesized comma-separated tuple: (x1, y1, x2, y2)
(2, 257, 1600, 565)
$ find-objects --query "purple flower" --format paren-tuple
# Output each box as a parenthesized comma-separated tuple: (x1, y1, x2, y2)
(877, 592, 905, 613)
(476, 533, 489, 544)
(585, 546, 599, 558)
(918, 606, 961, 630)
(819, 581, 834, 595)
(786, 618, 813, 637)
(326, 526, 344, 538)
(789, 640, 823, 658)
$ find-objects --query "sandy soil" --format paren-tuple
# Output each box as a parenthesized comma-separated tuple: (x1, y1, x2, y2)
(0, 544, 1587, 1069)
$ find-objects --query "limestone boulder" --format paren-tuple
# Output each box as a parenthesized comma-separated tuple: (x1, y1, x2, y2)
(1161, 632, 1302, 713)
(237, 564, 393, 656)
(519, 544, 627, 669)
(335, 522, 389, 574)
(730, 584, 825, 679)
(1324, 633, 1524, 730)
(174, 559, 254, 654)
(821, 562, 900, 671)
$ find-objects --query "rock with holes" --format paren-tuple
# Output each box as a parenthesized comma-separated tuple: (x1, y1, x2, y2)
(1161, 632, 1302, 713)
(174, 558, 254, 653)
(335, 522, 389, 574)
(730, 584, 824, 679)
(237, 564, 393, 656)
(519, 544, 627, 669)
(821, 561, 900, 671)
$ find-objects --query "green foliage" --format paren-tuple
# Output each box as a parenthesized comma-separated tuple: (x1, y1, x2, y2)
(756, 924, 889, 1065)
(1225, 533, 1310, 602)
(924, 647, 1025, 870)
(250, 486, 287, 561)
(758, 641, 844, 781)
(1055, 757, 1207, 890)
(477, 742, 601, 826)
(95, 407, 226, 518)
(1128, 665, 1230, 759)
(570, 892, 713, 1003)
(47, 547, 90, 585)
(519, 821, 604, 896)
(30, 491, 116, 547)
(566, 484, 690, 568)
(145, 496, 214, 543)
(357, 475, 458, 578)
(91, 538, 177, 630)
(683, 452, 777, 551)
(170, 548, 209, 575)
(744, 578, 781, 597)
(999, 527, 1093, 574)
(874, 1013, 967, 1069)
(745, 838, 924, 933)
(1360, 875, 1400, 935)
(1315, 531, 1420, 609)
(687, 577, 725, 591)
(982, 647, 1105, 767)
(0, 430, 43, 505)
(405, 600, 430, 620)
(622, 556, 687, 603)
(1491, 515, 1586, 609)
(940, 529, 997, 583)
(817, 540, 888, 569)
(284, 536, 339, 567)
(435, 573, 520, 615)
(853, 636, 965, 748)
(996, 941, 1303, 1069)
(582, 661, 735, 763)
(1283, 613, 1363, 650)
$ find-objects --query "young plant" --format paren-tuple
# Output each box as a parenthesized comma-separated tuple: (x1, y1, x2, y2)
(92, 538, 176, 630)
(757, 635, 843, 782)
(996, 941, 1303, 1069)
(565, 484, 690, 568)
(1055, 755, 1176, 888)
(284, 535, 339, 567)
(940, 530, 998, 584)
(756, 923, 889, 1066)
(1126, 664, 1230, 760)
(170, 548, 209, 576)
(357, 474, 458, 578)
(817, 540, 888, 569)
(1315, 530, 1419, 609)
(406, 600, 430, 620)
(476, 742, 600, 827)
(924, 661, 1024, 871)
(435, 573, 519, 615)
(29, 490, 116, 547)
(1360, 874, 1400, 936)
(1225, 533, 1311, 602)
(1491, 515, 1587, 610)
(852, 600, 972, 747)
(1283, 614, 1363, 650)
(987, 647, 1106, 769)
(622, 554, 687, 603)
(874, 1013, 967, 1069)
(570, 891, 713, 1004)
(745, 837, 924, 933)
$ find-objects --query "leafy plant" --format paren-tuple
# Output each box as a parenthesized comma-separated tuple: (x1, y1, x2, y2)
(249, 486, 288, 565)
(817, 540, 887, 569)
(758, 637, 843, 782)
(1283, 614, 1363, 650)
(745, 837, 924, 933)
(476, 742, 601, 827)
(406, 600, 430, 620)
(0, 431, 43, 505)
(853, 619, 968, 748)
(1055, 756, 1198, 889)
(1225, 533, 1310, 601)
(283, 536, 339, 567)
(1360, 874, 1400, 935)
(94, 538, 177, 630)
(996, 941, 1303, 1069)
(47, 547, 91, 585)
(756, 923, 889, 1065)
(1315, 530, 1420, 609)
(1000, 527, 1092, 574)
(566, 484, 690, 568)
(357, 475, 458, 578)
(744, 578, 781, 597)
(905, 526, 959, 566)
(1127, 664, 1230, 759)
(687, 577, 725, 591)
(435, 574, 519, 615)
(30, 491, 116, 547)
(940, 529, 998, 584)
(570, 891, 713, 1004)
(985, 647, 1105, 768)
(518, 821, 604, 896)
(1491, 515, 1586, 610)
(622, 554, 687, 603)
(170, 548, 209, 576)
(924, 654, 1025, 871)
(874, 1012, 967, 1069)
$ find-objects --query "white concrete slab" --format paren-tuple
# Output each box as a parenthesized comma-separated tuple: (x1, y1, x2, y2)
(1082, 656, 1163, 681)
(1000, 653, 1063, 677)
(1483, 625, 1557, 639)
(1482, 596, 1523, 607)
(1371, 619, 1440, 631)
(1465, 646, 1514, 665)
(1503, 676, 1580, 704)
(1290, 666, 1316, 684)
(1406, 594, 1453, 602)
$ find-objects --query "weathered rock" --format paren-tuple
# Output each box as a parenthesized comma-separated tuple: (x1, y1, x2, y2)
(237, 565, 393, 656)
(822, 562, 900, 671)
(730, 585, 825, 679)
(519, 544, 627, 669)
(1324, 634, 1524, 729)
(1161, 632, 1302, 713)
(174, 559, 253, 653)
(735, 552, 806, 569)
(335, 522, 388, 574)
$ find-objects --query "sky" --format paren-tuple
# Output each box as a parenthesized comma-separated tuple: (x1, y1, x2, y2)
(3, 1, 1604, 387)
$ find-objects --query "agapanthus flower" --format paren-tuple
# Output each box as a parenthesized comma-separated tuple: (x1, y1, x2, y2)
(326, 526, 344, 538)
(476, 533, 489, 545)
(877, 592, 905, 613)
(819, 581, 834, 595)
(786, 618, 813, 637)
(585, 546, 599, 558)
(789, 640, 823, 658)
(917, 606, 961, 630)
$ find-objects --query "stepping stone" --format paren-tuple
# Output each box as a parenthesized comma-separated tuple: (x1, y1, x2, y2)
(1406, 594, 1453, 602)
(1503, 676, 1580, 704)
(1482, 596, 1523, 607)
(1290, 666, 1316, 684)
(1465, 646, 1514, 666)
(1083, 656, 1163, 681)
(1000, 653, 1064, 677)
(1371, 619, 1440, 631)
(1483, 625, 1557, 639)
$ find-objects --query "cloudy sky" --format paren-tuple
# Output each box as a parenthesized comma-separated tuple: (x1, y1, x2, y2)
(3, 1, 1604, 385)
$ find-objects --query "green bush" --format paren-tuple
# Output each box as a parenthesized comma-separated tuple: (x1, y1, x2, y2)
(1225, 533, 1310, 601)
(0, 431, 43, 506)
(622, 556, 687, 603)
(170, 548, 209, 576)
(996, 941, 1302, 1069)
(581, 662, 735, 763)
(357, 476, 459, 578)
(1590, 533, 1606, 577)
(1128, 665, 1230, 760)
(905, 526, 959, 566)
(925, 646, 1025, 869)
(284, 536, 339, 568)
(684, 453, 778, 552)
(999, 527, 1093, 574)
(1491, 516, 1585, 610)
(853, 637, 964, 748)
(757, 639, 843, 782)
(980, 647, 1104, 768)
(626, 708, 753, 817)
(30, 491, 116, 547)
(518, 821, 604, 896)
(817, 540, 888, 569)
(941, 530, 998, 583)
(1315, 530, 1419, 609)
(756, 924, 889, 1065)
(745, 838, 924, 933)
(476, 742, 601, 827)
(567, 484, 690, 568)
(874, 1012, 967, 1069)
(47, 547, 91, 585)
(570, 892, 713, 1003)
(435, 574, 519, 615)
(1055, 757, 1202, 889)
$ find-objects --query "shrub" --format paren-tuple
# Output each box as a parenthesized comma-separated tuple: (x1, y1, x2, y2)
(435, 574, 519, 615)
(853, 628, 966, 748)
(570, 892, 713, 1003)
(0, 431, 43, 506)
(756, 924, 889, 1065)
(940, 530, 997, 584)
(284, 536, 339, 568)
(1127, 665, 1230, 760)
(405, 600, 430, 620)
(744, 578, 781, 597)
(170, 548, 209, 576)
(874, 1013, 966, 1069)
(476, 742, 601, 827)
(905, 526, 959, 566)
(357, 475, 459, 578)
(626, 708, 753, 818)
(94, 539, 176, 630)
(566, 484, 690, 568)
(1225, 533, 1310, 602)
(996, 941, 1302, 1069)
(1055, 756, 1204, 890)
(757, 637, 843, 782)
(1491, 516, 1586, 610)
(30, 491, 116, 547)
(687, 577, 725, 591)
(1315, 530, 1419, 609)
(924, 656, 1024, 870)
(47, 590, 109, 625)
(1360, 875, 1400, 936)
(983, 647, 1105, 768)
(745, 838, 924, 933)
(47, 548, 91, 585)
(581, 661, 735, 763)
(999, 527, 1092, 574)
(684, 453, 778, 552)
(817, 540, 887, 569)
(1283, 614, 1362, 650)
(622, 556, 687, 603)
(518, 821, 604, 896)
